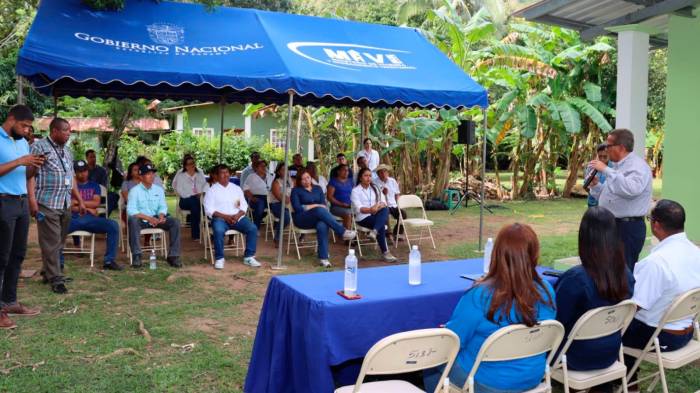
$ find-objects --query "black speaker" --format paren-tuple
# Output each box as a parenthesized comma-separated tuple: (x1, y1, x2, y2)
(457, 120, 476, 145)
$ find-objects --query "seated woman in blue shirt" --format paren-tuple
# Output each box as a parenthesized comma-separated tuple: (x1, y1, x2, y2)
(425, 223, 556, 393)
(555, 206, 633, 373)
(290, 169, 356, 268)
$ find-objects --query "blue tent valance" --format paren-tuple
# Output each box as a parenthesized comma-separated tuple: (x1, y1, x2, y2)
(17, 0, 488, 109)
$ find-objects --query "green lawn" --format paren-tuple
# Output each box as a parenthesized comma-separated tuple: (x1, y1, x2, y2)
(2, 197, 697, 393)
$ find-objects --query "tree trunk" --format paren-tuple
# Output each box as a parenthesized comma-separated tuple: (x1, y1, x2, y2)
(102, 108, 132, 168)
(562, 133, 582, 197)
(518, 127, 550, 198)
(432, 132, 454, 198)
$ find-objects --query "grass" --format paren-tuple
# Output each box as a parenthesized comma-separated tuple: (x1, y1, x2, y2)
(3, 197, 697, 393)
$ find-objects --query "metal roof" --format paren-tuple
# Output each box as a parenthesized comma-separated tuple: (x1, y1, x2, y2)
(513, 0, 700, 47)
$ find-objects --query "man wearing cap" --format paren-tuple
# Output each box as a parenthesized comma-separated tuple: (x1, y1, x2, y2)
(239, 151, 260, 187)
(0, 105, 45, 328)
(374, 164, 406, 240)
(126, 164, 181, 268)
(28, 117, 85, 295)
(65, 160, 122, 271)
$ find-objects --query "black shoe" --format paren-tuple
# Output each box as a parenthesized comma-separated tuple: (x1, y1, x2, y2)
(64, 277, 74, 283)
(103, 262, 124, 271)
(51, 283, 68, 294)
(131, 256, 142, 268)
(166, 256, 182, 268)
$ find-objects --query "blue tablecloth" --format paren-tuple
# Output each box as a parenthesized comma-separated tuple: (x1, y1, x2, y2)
(244, 258, 558, 393)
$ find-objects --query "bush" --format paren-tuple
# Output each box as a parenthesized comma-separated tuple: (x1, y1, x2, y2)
(118, 131, 285, 189)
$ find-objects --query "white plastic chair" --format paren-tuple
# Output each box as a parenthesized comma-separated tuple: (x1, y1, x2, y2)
(397, 195, 436, 250)
(620, 287, 700, 393)
(125, 217, 167, 265)
(63, 231, 96, 267)
(450, 320, 565, 393)
(551, 300, 637, 393)
(203, 215, 244, 264)
(335, 328, 460, 393)
(287, 212, 318, 260)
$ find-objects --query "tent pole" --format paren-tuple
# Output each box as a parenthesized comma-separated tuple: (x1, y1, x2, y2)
(17, 76, 24, 105)
(218, 98, 225, 164)
(479, 109, 487, 251)
(273, 91, 294, 270)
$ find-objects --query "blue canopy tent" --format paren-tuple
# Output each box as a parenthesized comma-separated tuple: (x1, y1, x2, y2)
(17, 0, 489, 266)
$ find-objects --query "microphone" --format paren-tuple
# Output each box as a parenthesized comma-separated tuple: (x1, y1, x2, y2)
(583, 169, 598, 190)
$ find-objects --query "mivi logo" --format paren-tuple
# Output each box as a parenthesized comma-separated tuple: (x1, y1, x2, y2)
(287, 42, 415, 71)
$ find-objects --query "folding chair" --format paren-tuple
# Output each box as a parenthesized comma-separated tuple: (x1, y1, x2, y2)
(551, 300, 637, 393)
(265, 195, 289, 242)
(63, 231, 96, 267)
(351, 215, 392, 257)
(125, 216, 167, 265)
(117, 194, 127, 252)
(203, 215, 244, 265)
(450, 320, 565, 393)
(335, 328, 460, 393)
(397, 195, 436, 251)
(175, 195, 191, 228)
(287, 213, 318, 260)
(96, 185, 108, 217)
(620, 287, 700, 393)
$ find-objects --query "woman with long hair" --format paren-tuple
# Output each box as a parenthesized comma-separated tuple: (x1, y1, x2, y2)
(172, 154, 206, 241)
(268, 163, 291, 241)
(555, 207, 633, 372)
(120, 162, 141, 203)
(350, 168, 397, 262)
(290, 169, 356, 268)
(327, 164, 353, 229)
(425, 223, 556, 392)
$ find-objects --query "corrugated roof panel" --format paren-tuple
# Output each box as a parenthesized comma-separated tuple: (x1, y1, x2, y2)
(552, 0, 643, 25)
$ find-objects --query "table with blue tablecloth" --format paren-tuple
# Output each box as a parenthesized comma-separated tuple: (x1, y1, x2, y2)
(244, 258, 559, 393)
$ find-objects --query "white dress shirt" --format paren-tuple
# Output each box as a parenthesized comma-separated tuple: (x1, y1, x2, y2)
(351, 183, 381, 222)
(632, 232, 700, 329)
(203, 182, 248, 218)
(589, 153, 652, 218)
(172, 169, 207, 199)
(374, 176, 400, 208)
(312, 176, 328, 194)
(356, 148, 380, 172)
(243, 172, 269, 196)
(268, 178, 292, 204)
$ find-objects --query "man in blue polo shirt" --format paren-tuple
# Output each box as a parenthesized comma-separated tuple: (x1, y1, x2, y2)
(127, 164, 181, 268)
(0, 105, 45, 329)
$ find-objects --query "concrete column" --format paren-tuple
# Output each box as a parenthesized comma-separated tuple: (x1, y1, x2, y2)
(614, 28, 650, 158)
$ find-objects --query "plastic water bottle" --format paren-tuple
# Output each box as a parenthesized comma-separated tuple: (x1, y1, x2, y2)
(409, 245, 421, 286)
(483, 238, 494, 274)
(149, 249, 157, 270)
(344, 249, 358, 296)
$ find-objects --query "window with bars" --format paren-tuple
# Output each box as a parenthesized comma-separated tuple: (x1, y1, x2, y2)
(269, 128, 286, 149)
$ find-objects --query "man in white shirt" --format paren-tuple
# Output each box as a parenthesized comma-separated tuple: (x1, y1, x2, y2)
(356, 138, 380, 173)
(588, 129, 652, 270)
(243, 160, 269, 229)
(239, 151, 260, 187)
(373, 164, 406, 240)
(203, 165, 260, 269)
(623, 200, 700, 386)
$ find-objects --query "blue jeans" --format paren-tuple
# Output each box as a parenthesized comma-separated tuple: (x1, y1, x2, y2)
(269, 202, 290, 239)
(358, 207, 389, 253)
(293, 207, 345, 259)
(211, 216, 257, 259)
(67, 214, 120, 265)
(179, 195, 201, 240)
(248, 195, 267, 229)
(424, 362, 528, 393)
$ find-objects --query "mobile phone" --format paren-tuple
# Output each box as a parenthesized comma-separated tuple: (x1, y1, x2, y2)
(36, 212, 46, 222)
(541, 270, 562, 278)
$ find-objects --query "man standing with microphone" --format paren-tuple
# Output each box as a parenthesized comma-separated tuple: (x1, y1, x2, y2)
(588, 128, 652, 270)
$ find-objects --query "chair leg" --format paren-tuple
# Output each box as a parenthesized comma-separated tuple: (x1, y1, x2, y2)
(294, 230, 301, 260)
(561, 356, 569, 393)
(287, 227, 292, 255)
(90, 235, 95, 268)
(653, 338, 668, 393)
(428, 225, 437, 249)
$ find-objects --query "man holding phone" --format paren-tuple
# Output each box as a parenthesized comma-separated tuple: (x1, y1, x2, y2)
(0, 105, 45, 328)
(28, 117, 85, 295)
(126, 164, 181, 268)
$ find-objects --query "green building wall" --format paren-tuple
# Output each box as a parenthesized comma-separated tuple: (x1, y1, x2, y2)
(664, 15, 700, 240)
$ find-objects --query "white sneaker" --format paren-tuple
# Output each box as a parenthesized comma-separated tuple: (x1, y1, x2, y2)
(214, 258, 225, 270)
(319, 259, 332, 268)
(383, 252, 397, 262)
(367, 230, 378, 241)
(243, 256, 261, 268)
(342, 230, 357, 241)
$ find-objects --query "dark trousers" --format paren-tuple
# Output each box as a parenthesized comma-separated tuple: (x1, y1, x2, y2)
(178, 196, 201, 240)
(616, 218, 646, 270)
(37, 205, 71, 285)
(622, 318, 693, 378)
(128, 216, 181, 258)
(358, 207, 390, 253)
(269, 202, 290, 239)
(107, 191, 119, 216)
(388, 206, 407, 236)
(0, 198, 29, 306)
(248, 195, 267, 229)
(293, 207, 346, 259)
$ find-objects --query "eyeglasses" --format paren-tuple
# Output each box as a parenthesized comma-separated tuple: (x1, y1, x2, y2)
(605, 143, 619, 149)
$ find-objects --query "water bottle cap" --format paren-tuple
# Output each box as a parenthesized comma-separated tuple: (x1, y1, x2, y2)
(487, 237, 493, 242)
(348, 249, 355, 255)
(412, 245, 418, 250)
